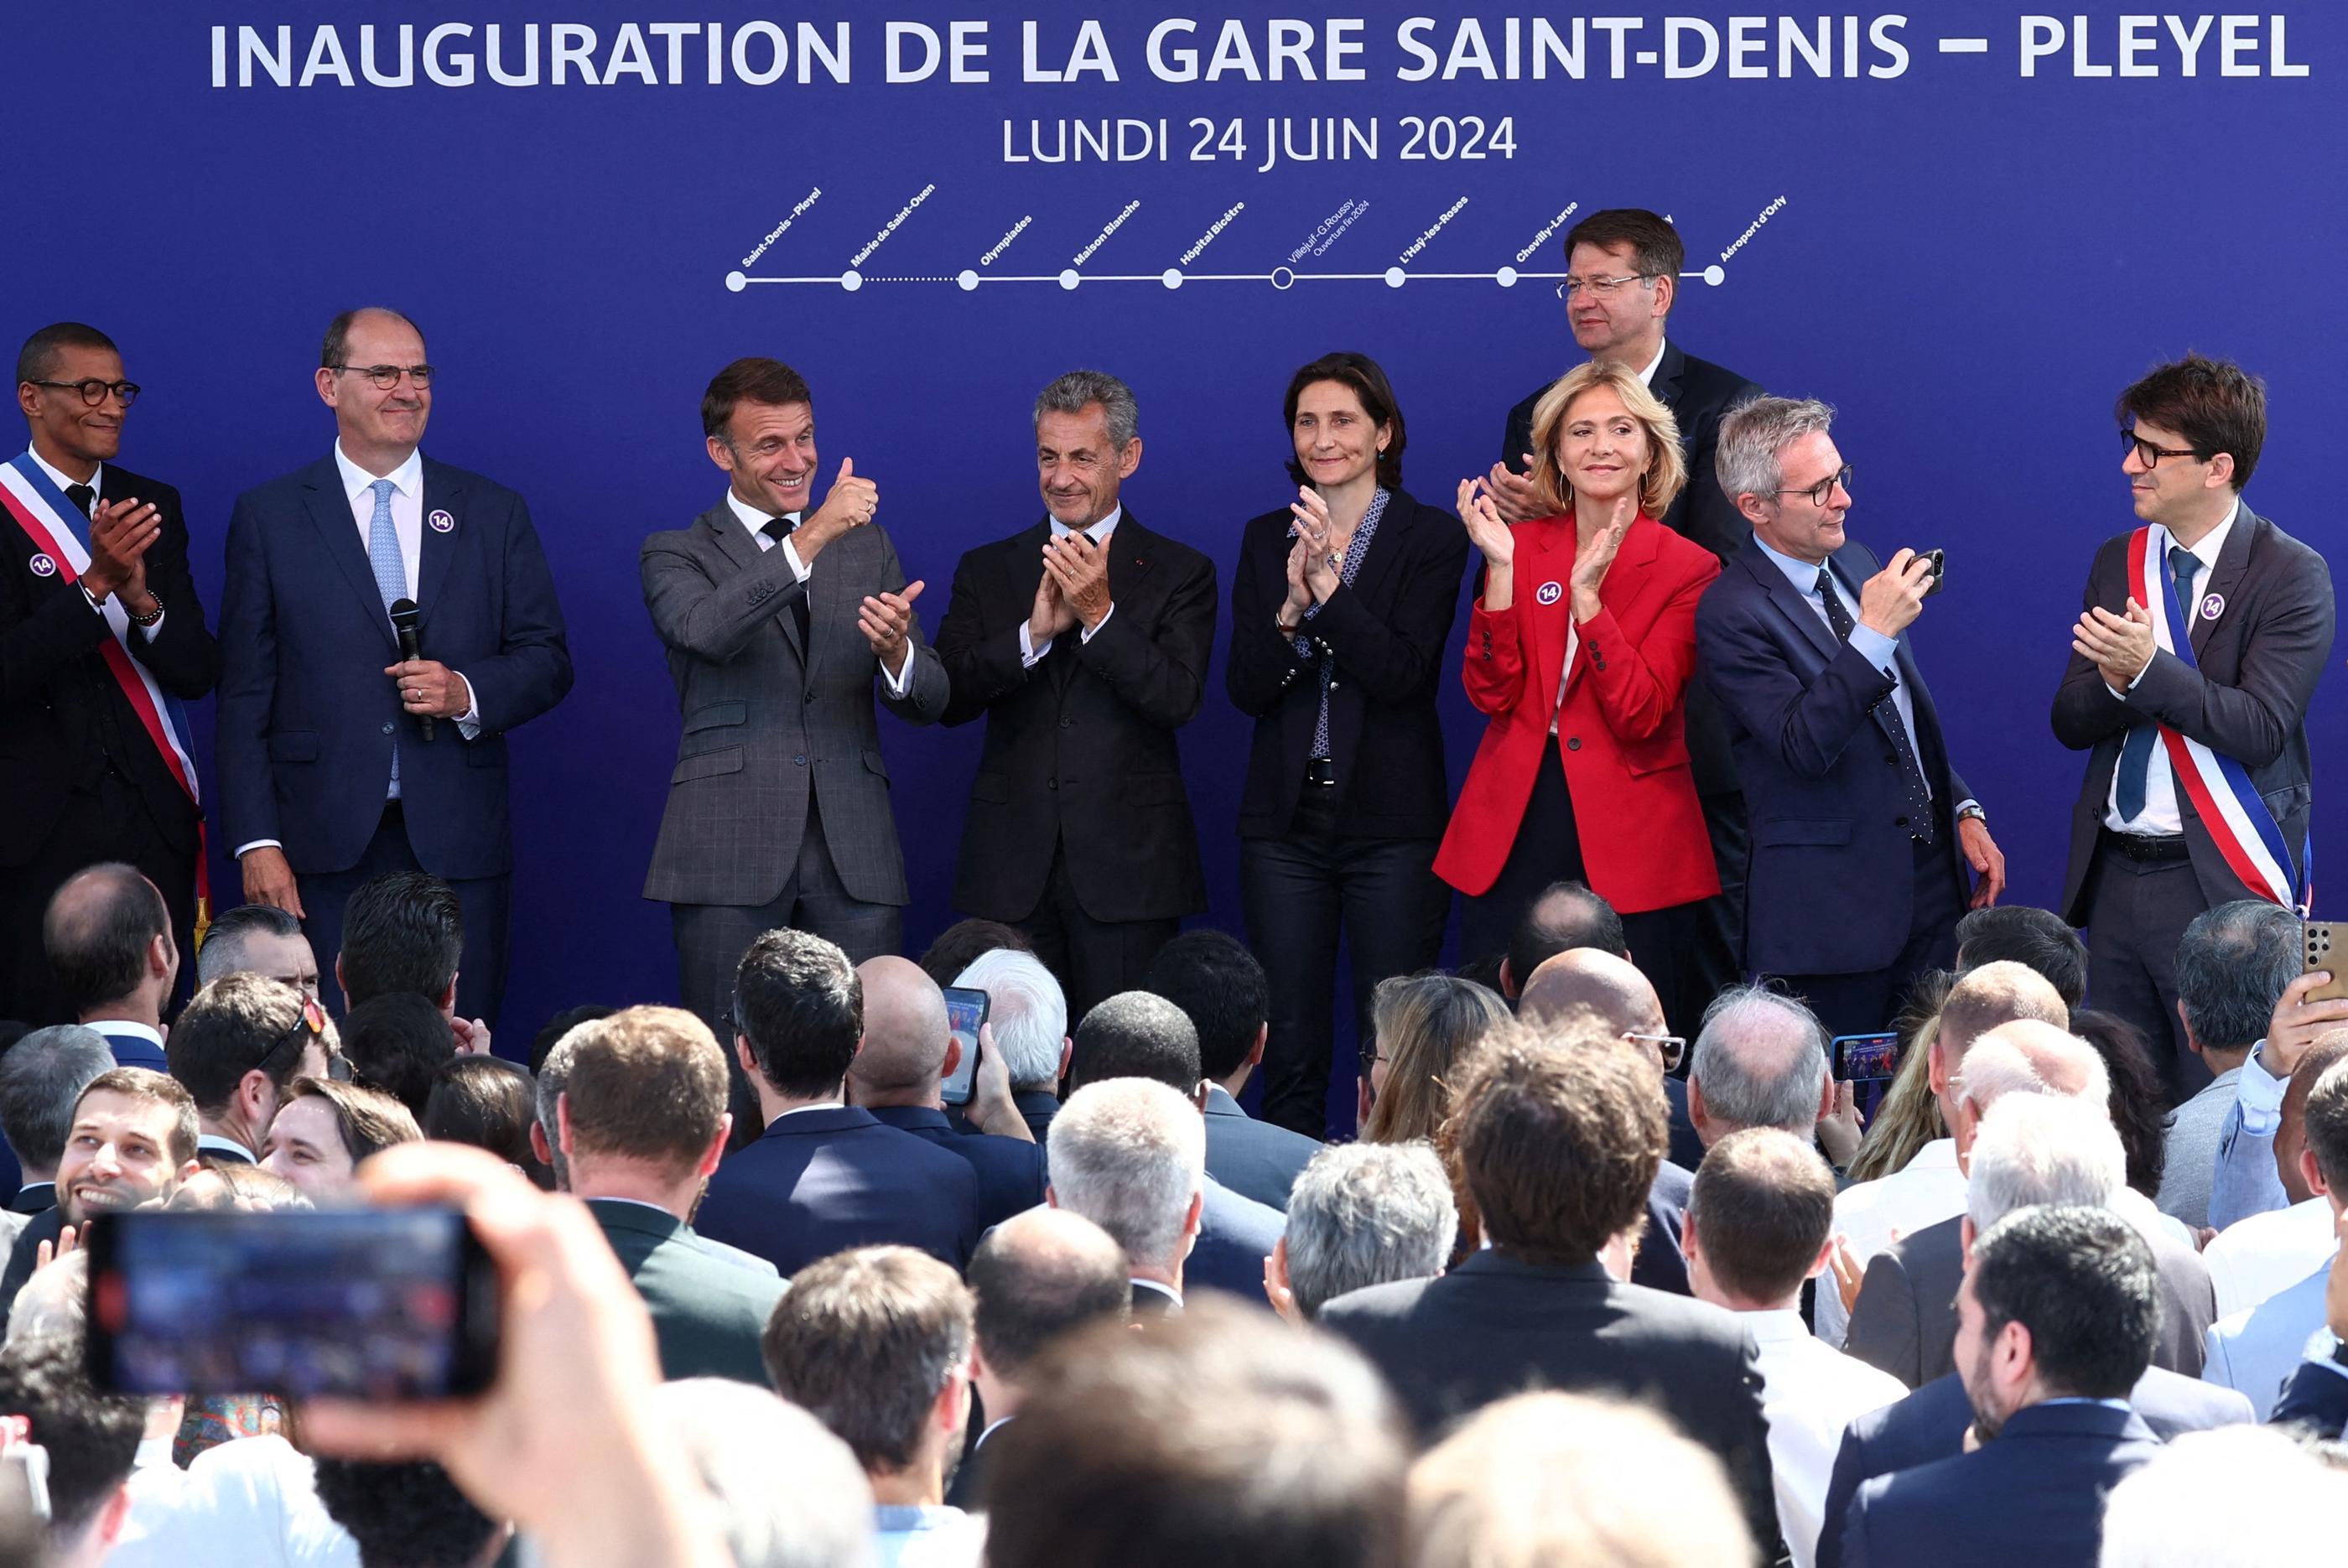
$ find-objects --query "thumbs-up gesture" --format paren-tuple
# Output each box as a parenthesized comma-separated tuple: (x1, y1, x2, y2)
(804, 457, 880, 555)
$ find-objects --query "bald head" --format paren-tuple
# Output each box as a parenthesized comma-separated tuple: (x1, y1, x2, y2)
(967, 1207, 1131, 1384)
(42, 862, 175, 1018)
(1937, 961, 2068, 1059)
(1959, 1020, 2111, 1117)
(846, 956, 952, 1098)
(1519, 949, 1664, 1038)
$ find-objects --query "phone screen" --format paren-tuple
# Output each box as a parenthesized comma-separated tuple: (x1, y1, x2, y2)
(86, 1209, 498, 1401)
(1831, 1032, 1903, 1124)
(938, 987, 990, 1106)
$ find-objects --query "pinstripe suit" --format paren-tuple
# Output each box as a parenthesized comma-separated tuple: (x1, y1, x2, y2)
(641, 499, 947, 1040)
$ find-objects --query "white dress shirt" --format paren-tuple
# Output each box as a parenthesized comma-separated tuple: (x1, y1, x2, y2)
(1019, 505, 1120, 666)
(112, 1433, 356, 1568)
(722, 489, 913, 695)
(2103, 501, 2238, 834)
(1744, 1308, 1907, 1568)
(25, 446, 168, 638)
(2205, 1195, 2339, 1320)
(1816, 1138, 1967, 1347)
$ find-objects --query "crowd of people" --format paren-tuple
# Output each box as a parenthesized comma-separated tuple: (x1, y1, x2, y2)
(0, 200, 2340, 1565)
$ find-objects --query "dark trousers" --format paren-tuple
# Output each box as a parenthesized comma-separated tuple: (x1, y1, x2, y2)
(2082, 836, 2209, 1102)
(1693, 788, 1750, 996)
(1768, 833, 1963, 1040)
(1242, 789, 1448, 1138)
(1016, 844, 1177, 1026)
(1458, 746, 1713, 1039)
(0, 767, 196, 1027)
(303, 802, 512, 1030)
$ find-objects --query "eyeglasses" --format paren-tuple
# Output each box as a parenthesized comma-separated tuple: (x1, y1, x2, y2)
(330, 362, 435, 390)
(27, 377, 140, 408)
(2121, 429, 2199, 468)
(262, 994, 351, 1082)
(1774, 464, 1854, 508)
(1555, 273, 1656, 300)
(1625, 1031, 1687, 1072)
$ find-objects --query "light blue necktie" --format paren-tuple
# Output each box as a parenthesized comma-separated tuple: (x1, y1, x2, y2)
(366, 479, 405, 797)
(2113, 545, 2199, 823)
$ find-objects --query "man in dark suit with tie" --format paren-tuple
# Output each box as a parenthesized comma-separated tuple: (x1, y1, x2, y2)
(2052, 356, 2333, 1096)
(1485, 211, 1762, 1002)
(933, 371, 1218, 1018)
(642, 356, 948, 1051)
(217, 309, 573, 1029)
(1696, 397, 2005, 1038)
(1140, 930, 1321, 1211)
(0, 1026, 114, 1228)
(3, 323, 218, 1026)
(1834, 1205, 2162, 1568)
(39, 864, 180, 1071)
(543, 1005, 784, 1385)
(693, 929, 979, 1277)
(1318, 1018, 1781, 1555)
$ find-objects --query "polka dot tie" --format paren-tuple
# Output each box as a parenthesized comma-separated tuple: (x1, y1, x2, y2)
(1817, 567, 1934, 844)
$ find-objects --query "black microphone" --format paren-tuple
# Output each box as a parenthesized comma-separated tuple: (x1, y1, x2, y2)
(388, 597, 434, 742)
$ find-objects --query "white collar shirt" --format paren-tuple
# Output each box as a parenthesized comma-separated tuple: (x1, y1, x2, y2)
(1816, 1139, 1966, 1347)
(2105, 499, 2241, 834)
(1744, 1309, 1908, 1568)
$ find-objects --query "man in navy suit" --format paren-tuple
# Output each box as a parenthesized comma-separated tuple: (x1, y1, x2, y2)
(216, 309, 572, 1028)
(39, 864, 178, 1071)
(1835, 1205, 2162, 1568)
(694, 928, 979, 1277)
(1696, 397, 2004, 1037)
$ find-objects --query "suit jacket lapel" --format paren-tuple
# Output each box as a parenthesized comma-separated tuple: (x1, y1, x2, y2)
(2192, 504, 2258, 657)
(699, 506, 801, 660)
(1743, 544, 1839, 663)
(1649, 340, 1688, 408)
(415, 459, 462, 626)
(1105, 510, 1160, 609)
(301, 461, 400, 655)
(1341, 488, 1413, 612)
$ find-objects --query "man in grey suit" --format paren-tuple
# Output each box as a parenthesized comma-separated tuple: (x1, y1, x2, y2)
(642, 357, 948, 1043)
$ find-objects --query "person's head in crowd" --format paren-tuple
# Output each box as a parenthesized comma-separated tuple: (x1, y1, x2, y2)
(194, 902, 321, 999)
(40, 864, 176, 1029)
(1140, 929, 1270, 1097)
(1284, 350, 1406, 494)
(984, 1298, 1408, 1568)
(2115, 354, 2265, 527)
(170, 1160, 311, 1213)
(843, 957, 956, 1109)
(1358, 974, 1509, 1144)
(1032, 368, 1143, 532)
(2273, 1032, 2348, 1206)
(0, 1335, 145, 1567)
(423, 1057, 549, 1188)
(1406, 1390, 1753, 1568)
(2287, 1052, 2348, 1220)
(1684, 1129, 1838, 1313)
(1064, 991, 1203, 1098)
(2172, 900, 2301, 1075)
(527, 1003, 612, 1076)
(761, 1247, 974, 1507)
(55, 1067, 197, 1225)
(1555, 208, 1687, 366)
(1046, 1078, 1206, 1297)
(732, 928, 863, 1116)
(17, 320, 131, 466)
(0, 1027, 115, 1189)
(647, 1378, 878, 1568)
(1499, 880, 1627, 1000)
(340, 991, 457, 1122)
(1516, 949, 1675, 1078)
(1956, 1205, 2159, 1440)
(546, 1005, 730, 1217)
(165, 974, 331, 1157)
(2067, 1010, 2169, 1198)
(1949, 1020, 2112, 1171)
(1270, 1142, 1457, 1322)
(1686, 984, 1831, 1146)
(335, 871, 465, 1019)
(2098, 1422, 2348, 1568)
(1961, 1095, 2127, 1254)
(8, 1250, 88, 1346)
(1952, 905, 2089, 1010)
(1843, 971, 1955, 1185)
(311, 1456, 505, 1568)
(1717, 396, 1855, 560)
(318, 307, 433, 469)
(953, 948, 1070, 1097)
(1925, 961, 2070, 1142)
(1528, 359, 1690, 535)
(917, 917, 1032, 990)
(261, 1077, 419, 1202)
(964, 1208, 1130, 1434)
(1455, 1017, 1664, 1274)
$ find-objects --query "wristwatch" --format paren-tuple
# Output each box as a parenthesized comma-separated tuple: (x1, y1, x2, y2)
(1956, 803, 1987, 826)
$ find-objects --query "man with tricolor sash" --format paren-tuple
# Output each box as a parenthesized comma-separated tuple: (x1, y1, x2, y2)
(2054, 355, 2335, 1100)
(1, 324, 218, 1026)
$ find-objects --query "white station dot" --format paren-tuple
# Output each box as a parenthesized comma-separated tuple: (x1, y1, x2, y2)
(1496, 267, 1519, 288)
(957, 270, 979, 292)
(1384, 267, 1406, 288)
(1270, 267, 1296, 290)
(1161, 268, 1183, 289)
(1058, 269, 1081, 290)
(840, 270, 863, 293)
(724, 271, 747, 293)
(1704, 264, 1726, 286)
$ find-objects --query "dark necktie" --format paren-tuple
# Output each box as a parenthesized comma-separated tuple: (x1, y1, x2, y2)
(1816, 566, 1934, 844)
(64, 483, 95, 520)
(2112, 545, 2200, 823)
(761, 516, 813, 651)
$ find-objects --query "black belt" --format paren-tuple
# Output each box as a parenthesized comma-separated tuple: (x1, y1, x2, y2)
(1303, 757, 1337, 787)
(2101, 828, 2190, 864)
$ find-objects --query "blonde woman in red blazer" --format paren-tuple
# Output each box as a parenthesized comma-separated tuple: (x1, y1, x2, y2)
(1437, 360, 1722, 1020)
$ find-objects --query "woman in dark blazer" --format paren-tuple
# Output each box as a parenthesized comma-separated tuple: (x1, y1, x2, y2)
(1437, 359, 1722, 1028)
(1226, 352, 1469, 1138)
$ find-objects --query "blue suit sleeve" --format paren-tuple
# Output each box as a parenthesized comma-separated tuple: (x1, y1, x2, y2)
(459, 494, 572, 735)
